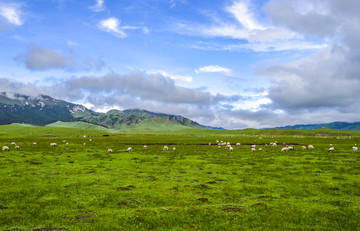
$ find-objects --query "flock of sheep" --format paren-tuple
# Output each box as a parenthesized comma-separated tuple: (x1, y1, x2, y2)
(1, 139, 358, 153)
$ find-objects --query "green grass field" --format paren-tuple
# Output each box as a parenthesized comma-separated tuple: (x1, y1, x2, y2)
(0, 125, 360, 230)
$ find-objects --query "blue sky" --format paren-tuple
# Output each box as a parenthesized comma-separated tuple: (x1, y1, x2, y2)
(1, 0, 360, 129)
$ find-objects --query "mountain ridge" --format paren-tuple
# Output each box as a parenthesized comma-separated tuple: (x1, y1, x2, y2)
(0, 92, 223, 130)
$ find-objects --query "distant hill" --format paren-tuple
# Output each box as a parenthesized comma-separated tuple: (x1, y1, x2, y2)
(0, 92, 223, 131)
(276, 121, 360, 130)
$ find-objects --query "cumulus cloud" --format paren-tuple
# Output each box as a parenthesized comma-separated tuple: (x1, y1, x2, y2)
(89, 0, 105, 12)
(98, 17, 127, 38)
(254, 0, 360, 125)
(15, 44, 75, 71)
(195, 65, 232, 75)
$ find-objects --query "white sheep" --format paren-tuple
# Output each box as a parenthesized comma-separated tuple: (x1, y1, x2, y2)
(2, 146, 9, 151)
(127, 147, 132, 152)
(281, 147, 289, 152)
(301, 146, 307, 151)
(251, 147, 256, 152)
(11, 142, 16, 145)
(308, 145, 314, 149)
(328, 147, 335, 152)
(251, 144, 256, 148)
(15, 145, 19, 149)
(352, 146, 358, 152)
(229, 147, 233, 152)
(258, 148, 262, 152)
(143, 145, 148, 150)
(33, 142, 37, 145)
(288, 146, 294, 151)
(50, 143, 57, 147)
(108, 149, 113, 152)
(163, 146, 169, 151)
(236, 143, 241, 146)
(173, 147, 176, 151)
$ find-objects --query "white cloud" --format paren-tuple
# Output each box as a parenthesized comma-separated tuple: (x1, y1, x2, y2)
(148, 70, 192, 82)
(90, 0, 105, 12)
(0, 2, 23, 26)
(175, 0, 326, 52)
(98, 17, 127, 38)
(195, 65, 232, 75)
(226, 0, 264, 30)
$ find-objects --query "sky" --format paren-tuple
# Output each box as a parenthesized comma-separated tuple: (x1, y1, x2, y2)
(0, 0, 360, 129)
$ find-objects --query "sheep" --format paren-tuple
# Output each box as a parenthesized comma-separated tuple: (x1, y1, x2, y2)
(251, 144, 256, 148)
(251, 147, 256, 152)
(301, 146, 307, 151)
(208, 143, 211, 146)
(229, 147, 233, 152)
(308, 145, 314, 149)
(127, 147, 132, 152)
(288, 146, 294, 151)
(11, 142, 16, 145)
(143, 145, 148, 150)
(281, 147, 289, 152)
(163, 146, 169, 151)
(50, 143, 57, 147)
(62, 140, 66, 143)
(328, 147, 335, 152)
(218, 145, 221, 148)
(66, 143, 69, 146)
(33, 142, 37, 145)
(89, 139, 92, 142)
(108, 148, 113, 152)
(2, 146, 9, 151)
(173, 147, 176, 151)
(236, 143, 241, 146)
(83, 143, 86, 146)
(225, 144, 231, 149)
(352, 146, 358, 152)
(15, 145, 19, 149)
(272, 143, 277, 147)
(258, 148, 262, 152)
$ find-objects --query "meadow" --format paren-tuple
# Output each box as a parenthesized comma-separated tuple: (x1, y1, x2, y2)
(0, 125, 360, 230)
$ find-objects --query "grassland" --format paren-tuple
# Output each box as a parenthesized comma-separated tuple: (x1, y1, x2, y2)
(0, 125, 360, 230)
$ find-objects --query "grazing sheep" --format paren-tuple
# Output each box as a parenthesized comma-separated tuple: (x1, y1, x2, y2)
(208, 143, 211, 146)
(308, 145, 314, 149)
(33, 142, 37, 145)
(63, 140, 66, 143)
(258, 148, 262, 152)
(352, 146, 358, 152)
(108, 149, 113, 152)
(143, 145, 147, 150)
(251, 144, 256, 148)
(301, 146, 307, 151)
(89, 139, 92, 142)
(15, 145, 19, 149)
(236, 143, 241, 146)
(288, 146, 294, 151)
(216, 140, 219, 143)
(127, 147, 132, 152)
(2, 146, 9, 151)
(218, 145, 221, 148)
(281, 147, 289, 152)
(173, 147, 176, 151)
(229, 147, 233, 152)
(50, 143, 57, 147)
(225, 144, 231, 149)
(83, 143, 86, 146)
(11, 142, 16, 145)
(328, 147, 335, 152)
(163, 146, 169, 151)
(66, 143, 69, 146)
(272, 143, 277, 147)
(251, 147, 256, 152)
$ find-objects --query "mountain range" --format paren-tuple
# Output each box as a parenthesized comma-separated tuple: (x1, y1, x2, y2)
(0, 92, 223, 131)
(1, 92, 360, 131)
